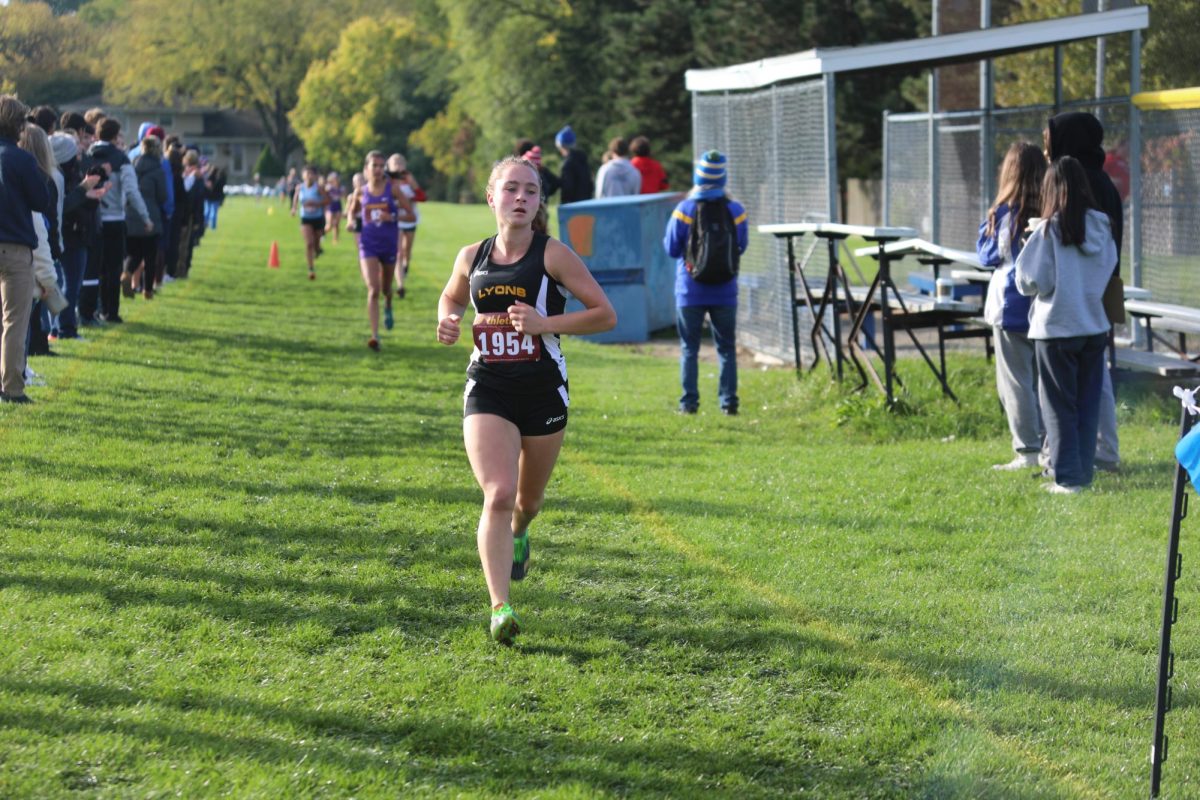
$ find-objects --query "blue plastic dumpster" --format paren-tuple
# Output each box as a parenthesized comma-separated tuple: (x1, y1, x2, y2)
(557, 191, 683, 343)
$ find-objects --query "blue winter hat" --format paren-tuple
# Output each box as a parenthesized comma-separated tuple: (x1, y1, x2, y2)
(694, 150, 727, 192)
(555, 125, 576, 148)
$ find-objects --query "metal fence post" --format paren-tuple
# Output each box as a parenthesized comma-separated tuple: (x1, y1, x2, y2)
(824, 73, 839, 223)
(882, 110, 890, 226)
(1130, 29, 1143, 291)
(1054, 45, 1064, 113)
(929, 75, 939, 243)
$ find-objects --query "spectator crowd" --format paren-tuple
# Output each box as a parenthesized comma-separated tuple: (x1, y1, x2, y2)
(0, 95, 226, 404)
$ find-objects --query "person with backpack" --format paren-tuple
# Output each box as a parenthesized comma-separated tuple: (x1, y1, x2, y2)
(663, 150, 748, 415)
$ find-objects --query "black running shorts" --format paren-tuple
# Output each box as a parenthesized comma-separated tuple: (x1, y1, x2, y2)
(301, 217, 324, 233)
(463, 380, 568, 436)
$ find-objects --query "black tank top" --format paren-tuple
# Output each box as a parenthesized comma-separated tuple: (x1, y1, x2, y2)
(466, 233, 567, 392)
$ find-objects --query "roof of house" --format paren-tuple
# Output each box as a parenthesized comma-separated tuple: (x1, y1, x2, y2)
(58, 95, 268, 140)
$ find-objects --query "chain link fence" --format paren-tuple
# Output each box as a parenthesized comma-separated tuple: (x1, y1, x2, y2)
(884, 98, 1132, 270)
(1140, 105, 1200, 307)
(693, 80, 830, 362)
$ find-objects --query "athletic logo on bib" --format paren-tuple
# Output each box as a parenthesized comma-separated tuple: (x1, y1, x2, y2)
(472, 313, 540, 363)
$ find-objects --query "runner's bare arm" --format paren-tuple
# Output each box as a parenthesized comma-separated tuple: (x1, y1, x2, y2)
(507, 239, 616, 337)
(392, 181, 416, 224)
(437, 244, 479, 345)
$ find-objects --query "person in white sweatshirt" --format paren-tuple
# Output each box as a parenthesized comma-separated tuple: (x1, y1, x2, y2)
(1015, 156, 1117, 494)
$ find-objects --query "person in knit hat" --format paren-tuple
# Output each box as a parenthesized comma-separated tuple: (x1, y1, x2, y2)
(555, 125, 592, 203)
(49, 130, 105, 341)
(662, 150, 748, 415)
(516, 142, 560, 201)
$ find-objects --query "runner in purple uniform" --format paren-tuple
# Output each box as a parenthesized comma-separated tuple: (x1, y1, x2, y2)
(324, 172, 344, 245)
(344, 150, 414, 350)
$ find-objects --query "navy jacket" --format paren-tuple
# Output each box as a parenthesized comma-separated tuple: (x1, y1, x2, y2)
(976, 202, 1032, 332)
(0, 136, 51, 248)
(559, 149, 593, 204)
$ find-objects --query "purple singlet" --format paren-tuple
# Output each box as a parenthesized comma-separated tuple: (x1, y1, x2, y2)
(358, 180, 399, 263)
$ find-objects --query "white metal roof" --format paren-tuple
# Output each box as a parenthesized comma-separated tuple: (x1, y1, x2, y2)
(686, 6, 1149, 92)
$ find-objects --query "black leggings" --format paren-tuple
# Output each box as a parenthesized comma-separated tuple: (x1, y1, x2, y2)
(99, 221, 126, 318)
(126, 234, 160, 288)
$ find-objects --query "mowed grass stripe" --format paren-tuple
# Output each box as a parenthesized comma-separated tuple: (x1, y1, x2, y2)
(0, 197, 1192, 797)
(571, 452, 1103, 799)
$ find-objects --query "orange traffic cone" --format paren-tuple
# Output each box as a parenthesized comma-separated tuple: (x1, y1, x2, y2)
(268, 240, 280, 269)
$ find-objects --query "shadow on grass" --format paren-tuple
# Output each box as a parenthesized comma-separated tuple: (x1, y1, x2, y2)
(0, 672, 911, 797)
(0, 501, 924, 796)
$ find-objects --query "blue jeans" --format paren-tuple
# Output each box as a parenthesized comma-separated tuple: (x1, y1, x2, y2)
(1036, 333, 1107, 487)
(676, 304, 738, 411)
(204, 200, 219, 230)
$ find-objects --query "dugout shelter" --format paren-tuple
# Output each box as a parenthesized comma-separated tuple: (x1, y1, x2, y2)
(686, 5, 1149, 363)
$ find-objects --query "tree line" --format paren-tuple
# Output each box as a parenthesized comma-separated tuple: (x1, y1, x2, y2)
(3, 0, 1196, 201)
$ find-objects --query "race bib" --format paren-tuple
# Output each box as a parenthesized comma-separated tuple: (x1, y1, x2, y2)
(472, 313, 541, 363)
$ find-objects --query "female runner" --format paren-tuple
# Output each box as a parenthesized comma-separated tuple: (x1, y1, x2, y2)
(324, 171, 344, 245)
(387, 153, 423, 299)
(437, 156, 616, 644)
(345, 150, 414, 350)
(290, 165, 328, 280)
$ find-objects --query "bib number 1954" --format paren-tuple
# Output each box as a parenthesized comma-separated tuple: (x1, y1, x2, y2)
(472, 314, 540, 363)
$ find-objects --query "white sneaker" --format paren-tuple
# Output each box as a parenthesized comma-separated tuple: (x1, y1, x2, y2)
(1044, 482, 1083, 495)
(993, 453, 1039, 471)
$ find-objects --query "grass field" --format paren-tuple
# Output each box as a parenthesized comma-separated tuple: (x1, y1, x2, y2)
(1, 196, 1197, 798)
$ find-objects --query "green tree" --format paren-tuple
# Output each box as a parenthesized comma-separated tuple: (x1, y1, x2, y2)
(1142, 0, 1200, 91)
(600, 0, 924, 184)
(253, 146, 284, 180)
(25, 0, 89, 15)
(290, 13, 453, 177)
(431, 0, 575, 175)
(0, 1, 97, 98)
(101, 0, 393, 163)
(993, 0, 1200, 108)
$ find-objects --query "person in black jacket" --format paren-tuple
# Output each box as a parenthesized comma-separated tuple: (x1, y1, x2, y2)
(1044, 111, 1123, 473)
(1045, 113, 1123, 256)
(49, 131, 105, 340)
(555, 125, 592, 204)
(164, 141, 187, 281)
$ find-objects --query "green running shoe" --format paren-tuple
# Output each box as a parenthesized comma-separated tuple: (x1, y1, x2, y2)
(490, 603, 521, 645)
(511, 531, 530, 581)
(384, 305, 394, 330)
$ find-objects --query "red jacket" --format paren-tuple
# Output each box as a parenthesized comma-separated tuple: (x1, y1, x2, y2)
(631, 156, 668, 194)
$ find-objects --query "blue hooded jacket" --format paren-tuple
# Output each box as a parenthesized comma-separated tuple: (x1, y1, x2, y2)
(977, 202, 1032, 332)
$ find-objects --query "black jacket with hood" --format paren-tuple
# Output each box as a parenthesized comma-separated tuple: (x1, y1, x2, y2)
(1046, 111, 1124, 268)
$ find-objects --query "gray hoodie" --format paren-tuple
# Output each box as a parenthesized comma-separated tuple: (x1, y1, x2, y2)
(1015, 209, 1116, 340)
(89, 140, 150, 226)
